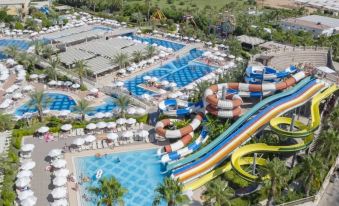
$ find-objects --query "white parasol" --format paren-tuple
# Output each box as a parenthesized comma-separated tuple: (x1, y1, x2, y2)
(18, 190, 34, 201)
(116, 118, 126, 125)
(52, 159, 67, 168)
(107, 133, 119, 141)
(21, 144, 35, 152)
(48, 149, 63, 157)
(20, 161, 36, 170)
(17, 170, 33, 178)
(61, 124, 72, 131)
(16, 177, 31, 188)
(126, 118, 136, 124)
(37, 126, 49, 133)
(86, 123, 96, 130)
(84, 135, 96, 143)
(54, 168, 70, 177)
(53, 177, 67, 187)
(72, 138, 85, 146)
(96, 121, 107, 129)
(51, 187, 67, 199)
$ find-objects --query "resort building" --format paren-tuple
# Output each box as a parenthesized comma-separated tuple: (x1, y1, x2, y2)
(236, 35, 266, 50)
(0, 0, 30, 15)
(295, 0, 339, 15)
(280, 15, 339, 37)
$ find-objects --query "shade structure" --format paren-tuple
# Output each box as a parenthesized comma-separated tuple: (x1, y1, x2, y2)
(84, 135, 96, 143)
(143, 75, 151, 81)
(136, 108, 146, 115)
(107, 133, 118, 141)
(116, 118, 126, 125)
(50, 199, 68, 206)
(48, 80, 57, 86)
(71, 83, 80, 89)
(18, 190, 34, 201)
(150, 77, 158, 82)
(12, 92, 23, 99)
(115, 81, 124, 87)
(139, 130, 149, 138)
(37, 126, 49, 133)
(161, 80, 169, 86)
(141, 93, 151, 100)
(126, 118, 136, 124)
(122, 131, 133, 138)
(20, 161, 36, 170)
(90, 88, 98, 93)
(52, 159, 67, 168)
(104, 112, 113, 118)
(48, 149, 63, 157)
(54, 168, 70, 177)
(21, 144, 35, 152)
(169, 82, 177, 88)
(127, 107, 136, 115)
(72, 138, 85, 146)
(17, 170, 33, 178)
(94, 112, 105, 119)
(51, 187, 67, 199)
(53, 177, 67, 187)
(16, 177, 31, 188)
(21, 196, 37, 206)
(106, 122, 116, 128)
(29, 74, 38, 79)
(61, 124, 72, 131)
(86, 123, 96, 130)
(23, 85, 34, 91)
(96, 121, 107, 129)
(64, 81, 73, 87)
(59, 110, 71, 116)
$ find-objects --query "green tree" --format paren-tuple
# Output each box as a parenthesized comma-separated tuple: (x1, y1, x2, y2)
(300, 154, 325, 196)
(114, 96, 130, 118)
(88, 176, 127, 206)
(42, 45, 54, 58)
(4, 45, 19, 58)
(226, 37, 242, 57)
(28, 90, 50, 122)
(132, 50, 144, 63)
(112, 52, 129, 70)
(153, 177, 190, 206)
(318, 129, 339, 162)
(0, 112, 14, 131)
(74, 60, 89, 87)
(73, 99, 91, 121)
(190, 81, 210, 102)
(27, 55, 38, 73)
(32, 40, 44, 56)
(202, 178, 233, 206)
(145, 45, 156, 58)
(262, 158, 290, 206)
(47, 57, 60, 81)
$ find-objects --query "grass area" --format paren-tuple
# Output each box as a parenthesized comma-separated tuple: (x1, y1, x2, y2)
(126, 0, 231, 10)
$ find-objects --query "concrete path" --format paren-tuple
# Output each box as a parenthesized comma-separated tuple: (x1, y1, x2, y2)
(318, 178, 339, 206)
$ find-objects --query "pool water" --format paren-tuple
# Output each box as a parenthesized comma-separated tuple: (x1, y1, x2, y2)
(125, 49, 214, 96)
(74, 149, 165, 206)
(0, 39, 31, 60)
(126, 33, 184, 51)
(87, 98, 117, 116)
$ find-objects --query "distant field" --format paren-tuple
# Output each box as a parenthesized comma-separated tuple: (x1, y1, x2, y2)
(126, 0, 231, 10)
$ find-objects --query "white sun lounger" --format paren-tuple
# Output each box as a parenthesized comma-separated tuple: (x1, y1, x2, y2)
(92, 142, 97, 150)
(97, 141, 103, 149)
(103, 141, 108, 148)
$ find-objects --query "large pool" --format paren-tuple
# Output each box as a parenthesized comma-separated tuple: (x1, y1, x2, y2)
(74, 149, 165, 206)
(15, 93, 117, 116)
(124, 49, 214, 96)
(126, 33, 184, 51)
(0, 39, 31, 60)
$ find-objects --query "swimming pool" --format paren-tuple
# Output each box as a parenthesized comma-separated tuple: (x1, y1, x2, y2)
(0, 39, 31, 60)
(124, 49, 214, 96)
(74, 149, 165, 206)
(125, 33, 184, 51)
(15, 93, 117, 116)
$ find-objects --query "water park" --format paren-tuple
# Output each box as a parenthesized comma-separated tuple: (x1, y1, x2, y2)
(0, 2, 339, 206)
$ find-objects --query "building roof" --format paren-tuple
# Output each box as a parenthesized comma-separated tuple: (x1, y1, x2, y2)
(259, 41, 293, 50)
(281, 18, 331, 30)
(0, 0, 28, 5)
(236, 35, 265, 46)
(295, 0, 339, 12)
(298, 15, 339, 28)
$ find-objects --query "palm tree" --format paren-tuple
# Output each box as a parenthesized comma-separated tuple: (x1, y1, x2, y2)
(32, 40, 44, 56)
(27, 55, 38, 73)
(111, 52, 129, 70)
(132, 50, 144, 63)
(262, 158, 290, 206)
(17, 52, 30, 69)
(74, 60, 88, 87)
(88, 176, 127, 206)
(28, 90, 50, 122)
(329, 106, 339, 130)
(202, 178, 233, 206)
(114, 96, 130, 118)
(153, 177, 189, 206)
(190, 81, 210, 102)
(42, 45, 54, 58)
(47, 57, 60, 81)
(300, 154, 325, 196)
(145, 45, 156, 59)
(73, 99, 91, 121)
(4, 45, 19, 58)
(0, 112, 14, 131)
(319, 129, 339, 162)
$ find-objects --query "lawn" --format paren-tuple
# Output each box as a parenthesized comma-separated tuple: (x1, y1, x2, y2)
(126, 0, 231, 10)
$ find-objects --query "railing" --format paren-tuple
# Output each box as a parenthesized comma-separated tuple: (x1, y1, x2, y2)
(277, 196, 315, 206)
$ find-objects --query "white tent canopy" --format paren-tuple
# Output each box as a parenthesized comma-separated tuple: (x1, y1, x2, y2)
(17, 170, 33, 178)
(72, 138, 85, 146)
(20, 161, 36, 170)
(52, 159, 67, 168)
(54, 169, 70, 177)
(16, 177, 31, 188)
(18, 190, 34, 201)
(53, 177, 67, 187)
(21, 144, 35, 152)
(48, 149, 63, 157)
(51, 187, 67, 199)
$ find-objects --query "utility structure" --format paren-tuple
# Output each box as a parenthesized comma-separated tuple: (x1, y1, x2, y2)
(209, 11, 236, 37)
(182, 14, 197, 27)
(151, 8, 167, 23)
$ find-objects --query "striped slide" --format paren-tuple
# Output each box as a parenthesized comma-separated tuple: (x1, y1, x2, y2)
(245, 65, 298, 84)
(158, 99, 203, 117)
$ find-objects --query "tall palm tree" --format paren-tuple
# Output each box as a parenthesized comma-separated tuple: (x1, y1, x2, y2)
(300, 154, 325, 196)
(28, 90, 50, 122)
(145, 45, 156, 59)
(114, 96, 130, 118)
(47, 57, 60, 81)
(74, 60, 88, 87)
(4, 45, 19, 58)
(27, 55, 38, 73)
(132, 50, 144, 63)
(17, 52, 30, 70)
(202, 178, 233, 206)
(88, 176, 127, 206)
(262, 158, 290, 206)
(0, 112, 14, 131)
(329, 106, 339, 130)
(73, 99, 91, 121)
(319, 129, 339, 162)
(32, 40, 44, 56)
(111, 52, 129, 70)
(153, 177, 189, 206)
(42, 45, 54, 58)
(190, 81, 210, 102)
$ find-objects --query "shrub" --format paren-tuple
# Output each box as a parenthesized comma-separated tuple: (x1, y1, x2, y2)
(14, 119, 28, 129)
(11, 135, 23, 149)
(15, 22, 24, 30)
(224, 170, 250, 188)
(7, 151, 19, 163)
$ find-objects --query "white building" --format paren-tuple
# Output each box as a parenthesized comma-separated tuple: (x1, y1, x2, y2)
(0, 0, 30, 15)
(280, 15, 339, 37)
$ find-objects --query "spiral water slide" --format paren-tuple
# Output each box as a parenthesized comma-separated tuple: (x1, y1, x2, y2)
(245, 65, 298, 83)
(171, 77, 325, 185)
(158, 99, 204, 117)
(204, 71, 307, 118)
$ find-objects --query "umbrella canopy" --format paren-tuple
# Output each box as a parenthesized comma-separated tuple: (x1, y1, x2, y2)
(12, 92, 23, 99)
(21, 144, 35, 152)
(16, 177, 31, 188)
(48, 149, 63, 157)
(139, 130, 149, 138)
(96, 122, 107, 129)
(18, 190, 34, 201)
(127, 107, 136, 115)
(136, 108, 146, 115)
(71, 83, 80, 89)
(17, 170, 33, 178)
(21, 195, 37, 206)
(161, 80, 169, 86)
(72, 138, 85, 146)
(116, 118, 126, 125)
(84, 135, 96, 143)
(122, 131, 133, 138)
(61, 124, 72, 131)
(94, 112, 105, 119)
(53, 177, 67, 187)
(143, 75, 151, 81)
(38, 126, 49, 133)
(90, 88, 98, 93)
(126, 118, 136, 124)
(52, 159, 67, 168)
(150, 77, 158, 82)
(51, 187, 67, 199)
(51, 199, 68, 206)
(115, 81, 124, 87)
(86, 123, 96, 130)
(59, 110, 71, 116)
(54, 169, 70, 177)
(107, 133, 118, 141)
(20, 161, 36, 170)
(48, 80, 57, 86)
(106, 122, 116, 128)
(22, 85, 34, 91)
(169, 82, 177, 87)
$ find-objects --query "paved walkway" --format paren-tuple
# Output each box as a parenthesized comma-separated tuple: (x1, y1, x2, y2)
(318, 178, 339, 206)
